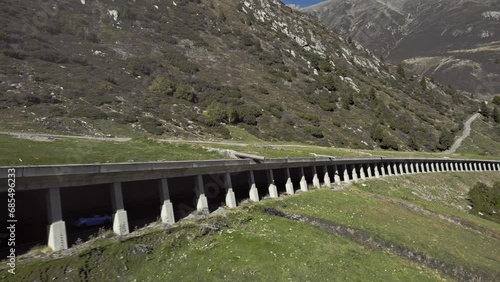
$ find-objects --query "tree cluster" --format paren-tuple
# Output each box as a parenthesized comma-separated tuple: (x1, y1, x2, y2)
(468, 182, 500, 220)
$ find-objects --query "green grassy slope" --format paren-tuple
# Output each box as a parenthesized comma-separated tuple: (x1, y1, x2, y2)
(4, 172, 499, 281)
(0, 135, 223, 166)
(1, 132, 499, 166)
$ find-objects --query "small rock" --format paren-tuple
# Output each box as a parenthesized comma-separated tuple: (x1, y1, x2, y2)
(133, 244, 152, 254)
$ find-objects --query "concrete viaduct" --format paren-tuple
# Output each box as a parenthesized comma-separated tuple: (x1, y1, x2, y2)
(1, 157, 499, 252)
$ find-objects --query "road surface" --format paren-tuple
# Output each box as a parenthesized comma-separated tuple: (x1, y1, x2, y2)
(446, 113, 480, 153)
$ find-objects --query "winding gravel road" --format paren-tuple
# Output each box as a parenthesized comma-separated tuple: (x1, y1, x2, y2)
(446, 113, 480, 154)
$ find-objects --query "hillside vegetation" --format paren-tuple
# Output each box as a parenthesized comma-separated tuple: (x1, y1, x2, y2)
(0, 0, 483, 151)
(4, 172, 499, 281)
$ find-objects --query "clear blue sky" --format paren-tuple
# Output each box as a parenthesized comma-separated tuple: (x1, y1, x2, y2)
(282, 0, 327, 8)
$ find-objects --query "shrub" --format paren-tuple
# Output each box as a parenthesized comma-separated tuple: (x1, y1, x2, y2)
(163, 49, 200, 74)
(468, 182, 500, 216)
(396, 64, 405, 79)
(318, 101, 336, 112)
(139, 117, 164, 135)
(70, 105, 108, 120)
(149, 77, 175, 95)
(173, 84, 196, 102)
(320, 74, 337, 91)
(493, 95, 500, 106)
(371, 125, 399, 150)
(266, 102, 283, 119)
(437, 130, 454, 151)
(33, 49, 69, 63)
(126, 58, 162, 76)
(204, 102, 227, 124)
(492, 106, 500, 123)
(3, 49, 26, 60)
(237, 105, 262, 125)
(305, 127, 324, 138)
(300, 113, 320, 127)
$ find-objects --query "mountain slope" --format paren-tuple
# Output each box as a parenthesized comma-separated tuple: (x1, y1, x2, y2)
(0, 0, 479, 151)
(303, 0, 500, 95)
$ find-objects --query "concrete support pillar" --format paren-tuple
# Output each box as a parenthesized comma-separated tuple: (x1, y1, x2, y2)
(429, 163, 434, 173)
(424, 163, 429, 173)
(374, 165, 380, 178)
(194, 175, 209, 213)
(224, 173, 237, 208)
(159, 178, 175, 225)
(300, 167, 308, 192)
(414, 163, 420, 173)
(359, 165, 366, 180)
(334, 168, 341, 185)
(352, 165, 358, 181)
(248, 171, 260, 202)
(434, 163, 439, 172)
(409, 163, 414, 174)
(398, 163, 404, 175)
(488, 163, 493, 171)
(323, 166, 331, 188)
(46, 188, 68, 251)
(381, 164, 386, 177)
(473, 163, 478, 171)
(404, 163, 409, 174)
(393, 164, 398, 176)
(312, 167, 321, 189)
(110, 182, 129, 235)
(464, 163, 469, 171)
(267, 170, 279, 198)
(459, 163, 463, 171)
(285, 168, 294, 195)
(439, 163, 444, 172)
(367, 165, 373, 178)
(343, 167, 350, 183)
(387, 164, 393, 176)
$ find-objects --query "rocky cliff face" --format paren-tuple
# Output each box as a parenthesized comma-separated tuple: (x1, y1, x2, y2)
(303, 0, 500, 95)
(0, 0, 478, 150)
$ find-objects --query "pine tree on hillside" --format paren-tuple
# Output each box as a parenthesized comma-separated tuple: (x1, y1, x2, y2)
(493, 106, 500, 123)
(396, 64, 405, 79)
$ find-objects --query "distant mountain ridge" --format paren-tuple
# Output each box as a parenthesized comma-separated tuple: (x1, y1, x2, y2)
(303, 0, 500, 95)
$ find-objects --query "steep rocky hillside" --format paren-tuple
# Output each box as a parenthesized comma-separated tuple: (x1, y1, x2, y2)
(0, 0, 479, 151)
(303, 0, 500, 95)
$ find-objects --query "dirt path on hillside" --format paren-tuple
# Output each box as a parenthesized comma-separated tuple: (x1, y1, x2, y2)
(0, 131, 131, 142)
(446, 113, 480, 153)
